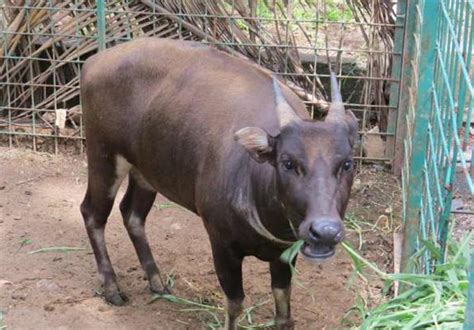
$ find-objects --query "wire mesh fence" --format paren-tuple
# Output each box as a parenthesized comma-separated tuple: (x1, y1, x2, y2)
(400, 0, 473, 272)
(397, 0, 473, 324)
(1, 0, 403, 162)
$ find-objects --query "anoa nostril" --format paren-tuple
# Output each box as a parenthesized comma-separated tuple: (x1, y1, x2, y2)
(310, 221, 343, 243)
(334, 229, 345, 243)
(308, 223, 321, 241)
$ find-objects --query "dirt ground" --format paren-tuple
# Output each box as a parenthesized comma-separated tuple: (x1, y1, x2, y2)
(0, 147, 398, 329)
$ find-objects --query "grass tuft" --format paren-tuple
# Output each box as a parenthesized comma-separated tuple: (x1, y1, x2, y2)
(342, 233, 472, 329)
(150, 290, 273, 328)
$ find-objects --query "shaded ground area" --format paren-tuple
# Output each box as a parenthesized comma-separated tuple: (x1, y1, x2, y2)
(0, 148, 399, 329)
(452, 170, 474, 245)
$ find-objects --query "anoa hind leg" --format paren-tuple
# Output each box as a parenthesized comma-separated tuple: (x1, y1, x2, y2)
(80, 153, 131, 305)
(119, 169, 169, 294)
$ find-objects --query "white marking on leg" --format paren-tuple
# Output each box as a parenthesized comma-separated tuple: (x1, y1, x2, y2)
(127, 212, 144, 236)
(92, 227, 106, 249)
(273, 287, 293, 328)
(273, 288, 290, 318)
(85, 214, 95, 228)
(224, 295, 243, 330)
(90, 225, 106, 284)
(109, 155, 132, 198)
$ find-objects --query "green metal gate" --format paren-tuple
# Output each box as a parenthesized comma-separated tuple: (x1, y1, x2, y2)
(397, 0, 473, 326)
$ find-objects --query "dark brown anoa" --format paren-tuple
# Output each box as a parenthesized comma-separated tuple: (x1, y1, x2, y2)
(80, 37, 357, 329)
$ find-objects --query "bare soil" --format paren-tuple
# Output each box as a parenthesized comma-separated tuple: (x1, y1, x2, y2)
(0, 147, 398, 329)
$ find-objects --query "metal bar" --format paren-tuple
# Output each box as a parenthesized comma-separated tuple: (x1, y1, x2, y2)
(393, 0, 418, 175)
(386, 0, 407, 165)
(401, 0, 441, 274)
(0, 131, 83, 139)
(427, 124, 444, 208)
(465, 251, 474, 330)
(462, 16, 474, 149)
(96, 0, 106, 51)
(432, 88, 451, 159)
(418, 196, 430, 272)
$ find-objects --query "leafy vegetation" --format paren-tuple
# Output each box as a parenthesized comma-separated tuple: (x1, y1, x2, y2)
(324, 0, 353, 22)
(344, 234, 472, 329)
(255, 0, 353, 23)
(279, 228, 472, 329)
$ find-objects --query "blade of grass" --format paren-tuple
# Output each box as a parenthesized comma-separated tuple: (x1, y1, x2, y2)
(28, 246, 85, 254)
(356, 233, 471, 330)
(279, 240, 304, 269)
(341, 241, 388, 278)
(150, 294, 223, 311)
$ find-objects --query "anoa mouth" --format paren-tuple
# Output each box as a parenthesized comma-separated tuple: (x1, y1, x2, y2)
(300, 242, 336, 261)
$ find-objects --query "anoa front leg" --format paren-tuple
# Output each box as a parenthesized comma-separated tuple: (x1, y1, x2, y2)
(270, 259, 295, 329)
(210, 239, 245, 330)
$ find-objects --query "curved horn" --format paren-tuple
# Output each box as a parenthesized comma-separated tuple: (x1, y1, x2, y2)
(325, 72, 346, 122)
(272, 75, 301, 127)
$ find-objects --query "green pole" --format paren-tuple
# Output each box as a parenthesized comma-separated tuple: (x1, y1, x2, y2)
(401, 0, 441, 274)
(464, 251, 474, 330)
(393, 0, 417, 175)
(385, 0, 407, 169)
(96, 0, 106, 51)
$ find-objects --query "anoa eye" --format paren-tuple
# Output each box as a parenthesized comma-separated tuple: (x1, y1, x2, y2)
(342, 160, 353, 171)
(282, 160, 294, 171)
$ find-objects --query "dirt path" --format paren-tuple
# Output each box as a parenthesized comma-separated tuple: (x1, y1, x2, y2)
(0, 147, 388, 329)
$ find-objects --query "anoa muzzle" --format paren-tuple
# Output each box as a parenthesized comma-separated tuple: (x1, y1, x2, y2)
(80, 37, 357, 329)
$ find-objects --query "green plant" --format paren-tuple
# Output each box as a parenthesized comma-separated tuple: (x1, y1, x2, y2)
(325, 1, 353, 22)
(150, 288, 273, 328)
(17, 237, 32, 252)
(254, 1, 353, 25)
(279, 230, 472, 329)
(154, 202, 178, 210)
(343, 233, 472, 329)
(256, 1, 273, 20)
(150, 294, 224, 328)
(0, 310, 5, 330)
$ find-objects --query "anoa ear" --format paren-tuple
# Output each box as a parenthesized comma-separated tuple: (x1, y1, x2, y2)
(234, 127, 275, 163)
(345, 110, 359, 147)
